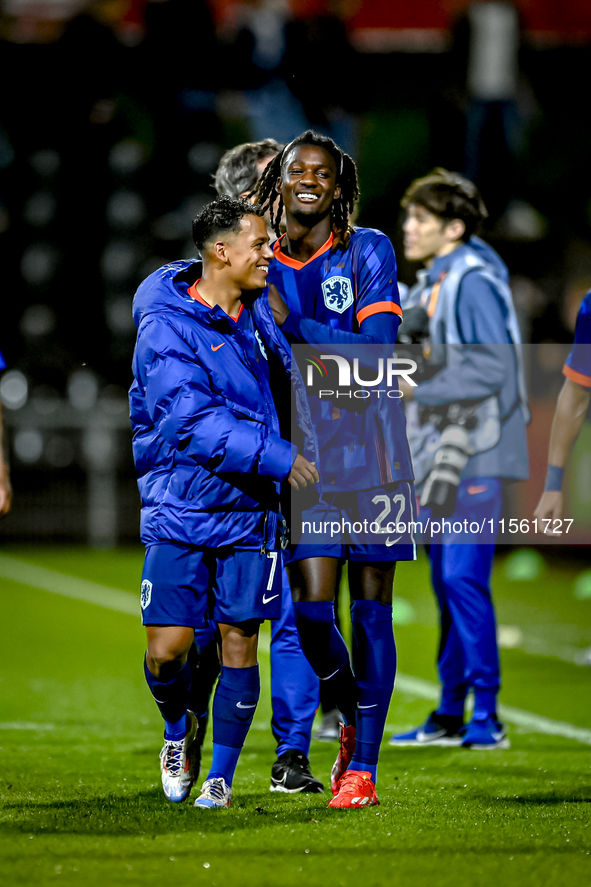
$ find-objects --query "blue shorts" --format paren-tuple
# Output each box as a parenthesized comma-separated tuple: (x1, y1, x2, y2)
(140, 542, 283, 627)
(286, 481, 417, 563)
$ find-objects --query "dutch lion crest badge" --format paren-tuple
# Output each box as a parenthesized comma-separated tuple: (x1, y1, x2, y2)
(140, 579, 152, 610)
(322, 276, 354, 314)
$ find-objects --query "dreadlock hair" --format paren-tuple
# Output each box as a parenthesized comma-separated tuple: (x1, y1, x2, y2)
(401, 168, 488, 242)
(253, 129, 360, 252)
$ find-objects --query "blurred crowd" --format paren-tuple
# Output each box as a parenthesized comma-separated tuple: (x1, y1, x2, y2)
(0, 0, 590, 540)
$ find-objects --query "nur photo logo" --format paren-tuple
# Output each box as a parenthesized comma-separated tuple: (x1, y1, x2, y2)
(304, 352, 418, 399)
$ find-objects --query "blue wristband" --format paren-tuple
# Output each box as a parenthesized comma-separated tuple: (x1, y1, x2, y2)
(544, 464, 564, 491)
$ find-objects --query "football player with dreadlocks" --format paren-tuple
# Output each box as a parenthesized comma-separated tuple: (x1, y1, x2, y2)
(254, 130, 416, 808)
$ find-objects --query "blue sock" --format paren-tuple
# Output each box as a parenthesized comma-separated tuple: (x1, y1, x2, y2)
(348, 600, 396, 785)
(292, 600, 357, 726)
(207, 664, 260, 786)
(144, 657, 192, 740)
(472, 690, 498, 720)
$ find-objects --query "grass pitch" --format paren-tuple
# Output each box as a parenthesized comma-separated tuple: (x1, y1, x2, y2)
(0, 546, 590, 886)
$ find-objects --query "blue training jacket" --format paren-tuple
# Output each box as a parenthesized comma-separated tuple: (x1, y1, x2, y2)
(129, 259, 315, 550)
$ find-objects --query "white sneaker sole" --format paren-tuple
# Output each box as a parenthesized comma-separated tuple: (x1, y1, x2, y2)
(463, 738, 510, 750)
(269, 783, 308, 793)
(194, 800, 231, 809)
(269, 782, 323, 793)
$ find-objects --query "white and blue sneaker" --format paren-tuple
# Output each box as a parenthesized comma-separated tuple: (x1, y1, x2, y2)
(389, 711, 465, 747)
(159, 710, 199, 803)
(461, 715, 510, 749)
(194, 777, 233, 809)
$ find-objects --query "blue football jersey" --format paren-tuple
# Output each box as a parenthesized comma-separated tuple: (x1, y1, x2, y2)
(563, 290, 591, 388)
(0, 350, 5, 371)
(268, 227, 402, 332)
(268, 227, 413, 491)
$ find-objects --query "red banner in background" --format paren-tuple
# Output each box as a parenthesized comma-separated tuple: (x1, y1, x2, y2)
(283, 0, 591, 46)
(114, 1, 591, 45)
(348, 0, 591, 38)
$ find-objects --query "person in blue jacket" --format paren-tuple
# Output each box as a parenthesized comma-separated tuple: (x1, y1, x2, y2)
(255, 131, 416, 808)
(389, 169, 529, 750)
(129, 196, 319, 809)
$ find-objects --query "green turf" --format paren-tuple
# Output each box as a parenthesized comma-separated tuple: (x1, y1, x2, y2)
(1, 546, 590, 886)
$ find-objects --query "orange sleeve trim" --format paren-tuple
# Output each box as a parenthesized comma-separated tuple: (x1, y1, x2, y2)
(273, 233, 333, 269)
(356, 301, 403, 325)
(562, 363, 591, 388)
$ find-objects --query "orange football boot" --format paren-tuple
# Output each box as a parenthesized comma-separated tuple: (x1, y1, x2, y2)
(330, 722, 356, 795)
(328, 770, 379, 808)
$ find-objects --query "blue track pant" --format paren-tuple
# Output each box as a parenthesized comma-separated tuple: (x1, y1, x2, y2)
(423, 478, 503, 718)
(271, 568, 320, 757)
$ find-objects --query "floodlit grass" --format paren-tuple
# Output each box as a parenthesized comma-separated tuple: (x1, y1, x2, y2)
(0, 546, 590, 886)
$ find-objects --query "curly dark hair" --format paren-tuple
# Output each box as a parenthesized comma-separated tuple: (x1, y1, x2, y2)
(401, 168, 488, 242)
(253, 130, 359, 252)
(192, 196, 264, 252)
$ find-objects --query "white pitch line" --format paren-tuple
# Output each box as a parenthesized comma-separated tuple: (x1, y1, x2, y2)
(0, 722, 55, 731)
(0, 554, 138, 616)
(2, 554, 590, 747)
(392, 673, 591, 746)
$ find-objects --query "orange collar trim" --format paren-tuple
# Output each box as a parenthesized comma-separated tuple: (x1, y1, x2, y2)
(273, 233, 333, 269)
(187, 280, 242, 322)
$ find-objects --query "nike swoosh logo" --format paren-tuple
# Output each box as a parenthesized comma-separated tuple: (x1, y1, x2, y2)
(236, 702, 257, 709)
(416, 729, 446, 742)
(357, 703, 378, 710)
(272, 772, 288, 786)
(385, 536, 401, 547)
(319, 668, 339, 681)
(467, 485, 488, 495)
(211, 343, 225, 351)
(262, 593, 279, 604)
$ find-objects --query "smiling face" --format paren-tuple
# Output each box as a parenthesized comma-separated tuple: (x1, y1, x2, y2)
(222, 213, 273, 290)
(277, 145, 341, 224)
(403, 204, 465, 263)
